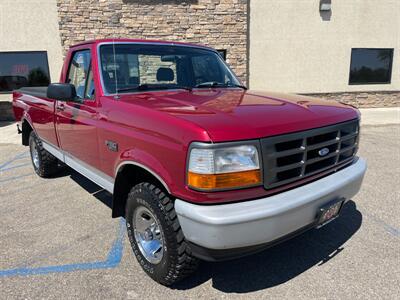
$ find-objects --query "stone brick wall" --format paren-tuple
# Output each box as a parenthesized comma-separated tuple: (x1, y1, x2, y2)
(303, 91, 400, 108)
(56, 0, 248, 83)
(138, 56, 177, 84)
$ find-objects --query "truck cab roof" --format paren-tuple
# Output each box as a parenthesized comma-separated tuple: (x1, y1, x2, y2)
(72, 38, 214, 51)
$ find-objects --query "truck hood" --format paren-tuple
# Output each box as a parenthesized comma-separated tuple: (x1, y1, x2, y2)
(119, 89, 359, 142)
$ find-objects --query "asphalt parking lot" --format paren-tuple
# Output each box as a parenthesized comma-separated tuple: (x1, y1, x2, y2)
(0, 123, 399, 299)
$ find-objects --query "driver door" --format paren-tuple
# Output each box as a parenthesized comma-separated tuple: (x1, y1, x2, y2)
(55, 49, 100, 168)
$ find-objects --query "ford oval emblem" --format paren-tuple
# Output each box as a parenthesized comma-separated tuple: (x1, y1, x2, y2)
(318, 147, 330, 157)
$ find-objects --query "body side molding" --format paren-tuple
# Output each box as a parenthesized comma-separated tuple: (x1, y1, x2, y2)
(42, 139, 114, 193)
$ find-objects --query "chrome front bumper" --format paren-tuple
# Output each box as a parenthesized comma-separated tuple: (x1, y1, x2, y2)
(175, 158, 367, 251)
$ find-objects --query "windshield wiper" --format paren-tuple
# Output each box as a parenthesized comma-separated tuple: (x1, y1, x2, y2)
(116, 84, 192, 93)
(137, 84, 192, 91)
(195, 82, 247, 90)
(115, 87, 140, 93)
(174, 85, 192, 91)
(195, 82, 226, 88)
(228, 83, 248, 90)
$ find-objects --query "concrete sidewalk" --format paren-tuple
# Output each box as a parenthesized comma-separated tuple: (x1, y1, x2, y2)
(0, 122, 19, 145)
(359, 107, 400, 126)
(0, 107, 398, 145)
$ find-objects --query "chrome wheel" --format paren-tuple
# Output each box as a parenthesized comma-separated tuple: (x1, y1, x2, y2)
(30, 141, 39, 169)
(133, 206, 164, 264)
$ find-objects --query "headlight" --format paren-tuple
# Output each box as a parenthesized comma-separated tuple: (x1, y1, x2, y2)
(187, 143, 262, 191)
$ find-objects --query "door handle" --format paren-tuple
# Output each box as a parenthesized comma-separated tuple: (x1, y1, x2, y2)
(57, 104, 65, 111)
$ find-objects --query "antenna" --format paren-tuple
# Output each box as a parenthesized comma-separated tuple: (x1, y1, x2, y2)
(112, 38, 119, 98)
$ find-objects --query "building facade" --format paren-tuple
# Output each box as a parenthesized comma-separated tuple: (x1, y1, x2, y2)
(0, 0, 399, 120)
(250, 0, 400, 107)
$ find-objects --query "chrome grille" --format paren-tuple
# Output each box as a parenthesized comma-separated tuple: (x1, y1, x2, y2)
(261, 119, 359, 189)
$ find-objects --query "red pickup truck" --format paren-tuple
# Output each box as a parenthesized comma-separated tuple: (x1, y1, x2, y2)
(13, 39, 366, 285)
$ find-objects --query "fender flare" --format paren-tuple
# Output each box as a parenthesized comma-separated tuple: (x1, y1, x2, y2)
(20, 114, 36, 145)
(111, 160, 172, 218)
(115, 160, 171, 194)
(21, 113, 35, 133)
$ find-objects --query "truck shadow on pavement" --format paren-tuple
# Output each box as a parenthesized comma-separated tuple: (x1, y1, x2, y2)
(54, 168, 113, 209)
(0, 121, 15, 128)
(57, 168, 362, 293)
(175, 200, 362, 293)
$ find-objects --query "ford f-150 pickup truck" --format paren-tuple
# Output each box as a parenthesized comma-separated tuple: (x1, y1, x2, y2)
(13, 39, 367, 286)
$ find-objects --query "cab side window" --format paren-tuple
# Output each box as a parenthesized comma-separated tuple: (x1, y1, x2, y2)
(67, 50, 93, 99)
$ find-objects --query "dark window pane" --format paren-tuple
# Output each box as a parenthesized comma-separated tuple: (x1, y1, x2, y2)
(0, 51, 50, 92)
(349, 49, 393, 84)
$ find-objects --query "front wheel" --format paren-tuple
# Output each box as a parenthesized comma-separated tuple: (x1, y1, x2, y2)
(125, 182, 199, 286)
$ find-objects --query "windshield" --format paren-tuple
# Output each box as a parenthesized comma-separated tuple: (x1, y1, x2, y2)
(99, 44, 242, 94)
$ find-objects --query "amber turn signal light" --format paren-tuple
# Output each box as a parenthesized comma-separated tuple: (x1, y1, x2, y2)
(188, 170, 262, 190)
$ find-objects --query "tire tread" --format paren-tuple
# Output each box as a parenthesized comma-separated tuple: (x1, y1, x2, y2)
(126, 182, 199, 286)
(29, 132, 60, 177)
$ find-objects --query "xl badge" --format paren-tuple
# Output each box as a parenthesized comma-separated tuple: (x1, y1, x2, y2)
(318, 147, 330, 157)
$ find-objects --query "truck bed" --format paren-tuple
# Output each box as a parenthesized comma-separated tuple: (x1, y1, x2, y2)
(17, 87, 48, 98)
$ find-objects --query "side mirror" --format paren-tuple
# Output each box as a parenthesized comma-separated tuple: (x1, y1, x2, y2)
(47, 83, 77, 101)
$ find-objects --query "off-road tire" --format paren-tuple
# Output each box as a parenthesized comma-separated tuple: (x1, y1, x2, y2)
(29, 131, 60, 178)
(125, 182, 199, 286)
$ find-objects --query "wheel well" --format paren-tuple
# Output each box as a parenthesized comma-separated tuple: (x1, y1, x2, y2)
(112, 164, 170, 218)
(22, 120, 33, 146)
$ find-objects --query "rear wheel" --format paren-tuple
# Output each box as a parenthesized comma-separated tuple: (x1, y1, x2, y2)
(125, 182, 199, 286)
(29, 131, 60, 177)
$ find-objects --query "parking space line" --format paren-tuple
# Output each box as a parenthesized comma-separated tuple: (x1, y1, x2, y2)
(0, 163, 31, 172)
(0, 151, 29, 171)
(0, 218, 125, 277)
(0, 173, 34, 184)
(364, 211, 400, 237)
